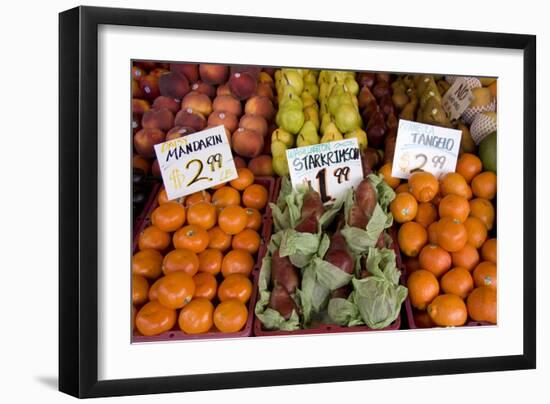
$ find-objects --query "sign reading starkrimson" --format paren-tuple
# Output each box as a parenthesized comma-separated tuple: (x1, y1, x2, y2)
(286, 138, 363, 202)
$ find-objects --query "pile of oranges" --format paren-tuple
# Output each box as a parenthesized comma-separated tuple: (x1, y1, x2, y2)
(132, 168, 269, 336)
(385, 153, 497, 327)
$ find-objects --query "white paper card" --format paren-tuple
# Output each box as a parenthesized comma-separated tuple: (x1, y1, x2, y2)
(441, 77, 474, 120)
(286, 138, 363, 202)
(391, 120, 462, 179)
(154, 125, 237, 200)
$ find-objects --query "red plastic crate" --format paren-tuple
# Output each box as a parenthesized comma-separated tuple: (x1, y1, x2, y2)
(132, 177, 274, 342)
(132, 182, 161, 241)
(252, 212, 404, 336)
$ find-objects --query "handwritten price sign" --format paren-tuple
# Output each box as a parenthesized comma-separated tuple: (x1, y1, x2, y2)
(286, 138, 363, 202)
(391, 120, 462, 179)
(154, 125, 237, 200)
(441, 77, 475, 121)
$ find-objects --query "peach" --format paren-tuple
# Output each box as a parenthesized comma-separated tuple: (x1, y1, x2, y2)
(216, 84, 232, 97)
(132, 79, 144, 98)
(207, 111, 238, 133)
(212, 95, 242, 116)
(181, 91, 213, 117)
(170, 63, 199, 82)
(158, 72, 190, 99)
(239, 114, 268, 137)
(230, 66, 261, 81)
(132, 99, 150, 116)
(234, 156, 247, 169)
(132, 114, 141, 135)
(231, 128, 264, 158)
(255, 83, 274, 100)
(262, 67, 276, 77)
(167, 126, 195, 138)
(152, 96, 180, 114)
(228, 72, 257, 100)
(174, 109, 207, 131)
(190, 81, 216, 99)
(132, 65, 146, 81)
(134, 61, 158, 71)
(133, 155, 150, 175)
(166, 126, 195, 141)
(139, 75, 160, 100)
(199, 64, 229, 85)
(141, 107, 174, 131)
(150, 68, 169, 78)
(134, 128, 166, 158)
(248, 154, 274, 176)
(244, 96, 275, 121)
(259, 71, 275, 88)
(152, 159, 161, 178)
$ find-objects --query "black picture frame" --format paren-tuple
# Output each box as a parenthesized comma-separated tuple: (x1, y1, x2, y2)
(59, 5, 536, 398)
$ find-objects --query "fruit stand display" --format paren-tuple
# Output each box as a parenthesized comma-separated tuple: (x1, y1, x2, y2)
(131, 61, 497, 340)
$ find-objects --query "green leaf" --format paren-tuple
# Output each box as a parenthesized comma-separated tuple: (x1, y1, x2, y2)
(277, 176, 293, 209)
(352, 277, 407, 329)
(367, 173, 396, 211)
(258, 255, 272, 291)
(349, 247, 408, 329)
(270, 202, 290, 232)
(341, 226, 376, 254)
(312, 257, 353, 290)
(317, 233, 331, 258)
(327, 295, 364, 326)
(279, 229, 322, 268)
(340, 203, 392, 255)
(300, 264, 330, 325)
(267, 231, 283, 254)
(365, 247, 400, 284)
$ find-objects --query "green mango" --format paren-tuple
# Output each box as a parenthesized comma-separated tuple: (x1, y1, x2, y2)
(479, 131, 497, 172)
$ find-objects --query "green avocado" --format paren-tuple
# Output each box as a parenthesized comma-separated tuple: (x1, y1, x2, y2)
(479, 131, 497, 173)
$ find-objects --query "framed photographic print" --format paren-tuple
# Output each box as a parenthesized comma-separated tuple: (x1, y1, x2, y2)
(59, 5, 536, 398)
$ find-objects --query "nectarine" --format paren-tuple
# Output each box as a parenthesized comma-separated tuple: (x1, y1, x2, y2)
(134, 128, 166, 158)
(158, 71, 190, 99)
(181, 91, 212, 117)
(174, 109, 207, 131)
(207, 111, 238, 133)
(141, 107, 174, 131)
(199, 64, 229, 85)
